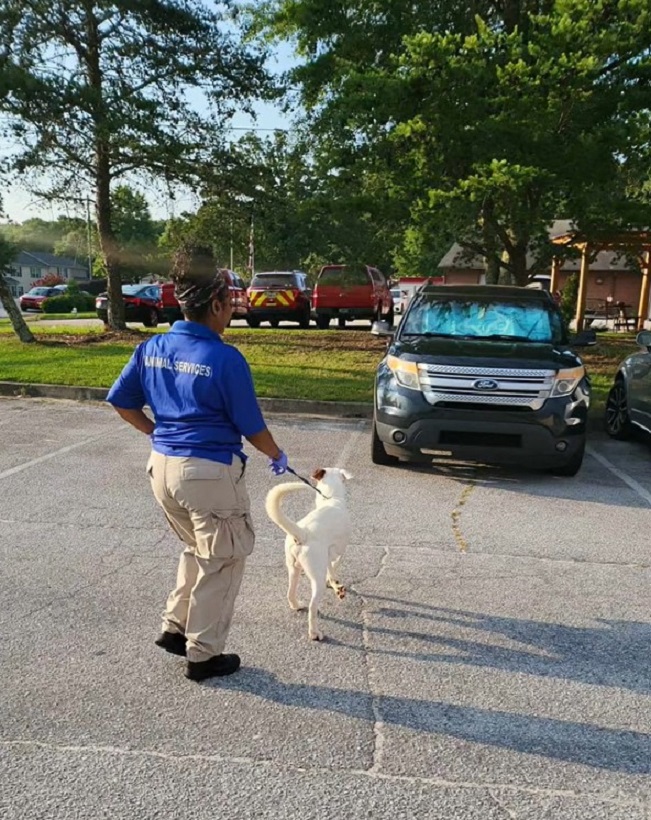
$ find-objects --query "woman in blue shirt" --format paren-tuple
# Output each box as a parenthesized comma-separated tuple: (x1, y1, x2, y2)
(107, 247, 288, 682)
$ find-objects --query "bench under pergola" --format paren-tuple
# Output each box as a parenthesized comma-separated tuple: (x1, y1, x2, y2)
(549, 230, 651, 331)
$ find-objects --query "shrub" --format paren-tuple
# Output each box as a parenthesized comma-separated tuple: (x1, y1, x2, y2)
(42, 293, 95, 313)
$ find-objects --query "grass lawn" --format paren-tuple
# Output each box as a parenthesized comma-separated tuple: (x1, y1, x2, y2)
(0, 327, 386, 402)
(0, 325, 638, 408)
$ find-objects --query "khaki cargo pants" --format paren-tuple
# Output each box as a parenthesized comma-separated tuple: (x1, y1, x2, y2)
(147, 451, 255, 663)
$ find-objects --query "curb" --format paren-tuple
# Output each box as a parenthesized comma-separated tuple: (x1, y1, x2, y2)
(0, 381, 374, 420)
(0, 380, 604, 430)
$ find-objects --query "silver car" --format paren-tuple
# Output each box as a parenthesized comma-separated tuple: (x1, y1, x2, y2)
(605, 330, 651, 438)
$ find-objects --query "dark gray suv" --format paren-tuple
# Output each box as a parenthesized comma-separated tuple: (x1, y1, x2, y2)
(371, 285, 596, 476)
(605, 330, 651, 439)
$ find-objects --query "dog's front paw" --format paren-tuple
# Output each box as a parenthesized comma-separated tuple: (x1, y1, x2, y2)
(289, 601, 307, 612)
(309, 630, 324, 642)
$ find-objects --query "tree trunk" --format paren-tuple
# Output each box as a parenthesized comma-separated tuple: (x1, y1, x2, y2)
(86, 7, 125, 330)
(498, 250, 515, 285)
(507, 242, 529, 286)
(0, 271, 36, 343)
(481, 211, 500, 284)
(95, 153, 125, 329)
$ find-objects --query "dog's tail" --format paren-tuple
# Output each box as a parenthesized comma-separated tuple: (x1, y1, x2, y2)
(265, 482, 312, 543)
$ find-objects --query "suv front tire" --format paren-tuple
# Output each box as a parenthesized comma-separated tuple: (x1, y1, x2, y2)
(371, 423, 399, 466)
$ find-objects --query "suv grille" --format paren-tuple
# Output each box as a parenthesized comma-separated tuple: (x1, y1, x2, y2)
(418, 364, 555, 411)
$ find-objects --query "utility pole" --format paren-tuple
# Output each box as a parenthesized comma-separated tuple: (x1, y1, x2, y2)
(248, 215, 255, 276)
(85, 197, 93, 279)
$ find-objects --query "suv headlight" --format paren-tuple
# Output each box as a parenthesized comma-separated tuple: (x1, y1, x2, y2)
(386, 355, 420, 390)
(551, 366, 585, 397)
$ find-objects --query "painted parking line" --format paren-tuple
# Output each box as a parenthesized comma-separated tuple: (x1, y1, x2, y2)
(586, 444, 651, 507)
(0, 435, 113, 481)
(335, 421, 368, 470)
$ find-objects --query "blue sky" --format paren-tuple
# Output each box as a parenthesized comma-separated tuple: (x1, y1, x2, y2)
(2, 37, 297, 224)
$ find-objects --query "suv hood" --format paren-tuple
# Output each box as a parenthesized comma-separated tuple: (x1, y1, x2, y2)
(391, 336, 582, 371)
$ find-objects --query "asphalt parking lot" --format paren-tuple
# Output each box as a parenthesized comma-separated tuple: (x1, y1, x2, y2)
(1, 398, 649, 819)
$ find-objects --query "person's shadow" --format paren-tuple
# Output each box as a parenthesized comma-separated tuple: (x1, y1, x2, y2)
(322, 597, 651, 696)
(213, 596, 651, 774)
(216, 665, 650, 774)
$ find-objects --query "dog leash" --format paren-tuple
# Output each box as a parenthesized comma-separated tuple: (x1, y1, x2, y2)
(286, 466, 327, 498)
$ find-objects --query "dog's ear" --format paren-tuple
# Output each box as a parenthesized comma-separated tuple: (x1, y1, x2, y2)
(312, 468, 326, 482)
(339, 469, 353, 481)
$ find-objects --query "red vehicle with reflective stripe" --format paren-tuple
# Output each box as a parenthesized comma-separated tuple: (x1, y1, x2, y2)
(246, 271, 311, 328)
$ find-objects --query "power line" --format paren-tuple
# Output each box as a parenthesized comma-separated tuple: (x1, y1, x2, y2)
(226, 126, 290, 132)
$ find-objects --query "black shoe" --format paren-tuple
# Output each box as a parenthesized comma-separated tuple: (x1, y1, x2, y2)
(185, 654, 241, 681)
(155, 631, 187, 657)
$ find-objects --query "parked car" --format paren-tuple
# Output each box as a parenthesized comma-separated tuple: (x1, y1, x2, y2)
(96, 284, 163, 327)
(246, 270, 311, 328)
(371, 284, 596, 476)
(19, 286, 64, 312)
(223, 269, 248, 320)
(312, 264, 393, 329)
(605, 330, 651, 439)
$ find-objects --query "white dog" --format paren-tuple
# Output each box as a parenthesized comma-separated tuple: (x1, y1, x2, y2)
(265, 468, 352, 641)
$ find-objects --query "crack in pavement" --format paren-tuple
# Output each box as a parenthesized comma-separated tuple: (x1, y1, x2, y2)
(451, 481, 476, 553)
(347, 543, 650, 570)
(488, 788, 520, 819)
(350, 546, 390, 775)
(1, 738, 647, 809)
(0, 517, 162, 531)
(4, 541, 167, 627)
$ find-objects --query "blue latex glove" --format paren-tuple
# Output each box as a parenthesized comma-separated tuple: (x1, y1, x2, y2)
(269, 450, 288, 476)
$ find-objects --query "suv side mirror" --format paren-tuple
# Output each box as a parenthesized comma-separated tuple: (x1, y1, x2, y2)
(571, 329, 597, 347)
(636, 330, 651, 350)
(371, 320, 394, 337)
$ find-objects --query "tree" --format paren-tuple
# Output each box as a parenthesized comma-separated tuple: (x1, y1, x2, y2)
(255, 0, 651, 283)
(0, 0, 269, 328)
(105, 184, 165, 280)
(187, 131, 403, 277)
(0, 197, 35, 342)
(1, 216, 86, 256)
(111, 186, 158, 246)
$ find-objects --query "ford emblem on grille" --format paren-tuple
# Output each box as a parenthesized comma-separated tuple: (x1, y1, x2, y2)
(473, 378, 499, 390)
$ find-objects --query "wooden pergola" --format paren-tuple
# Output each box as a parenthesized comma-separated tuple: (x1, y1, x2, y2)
(550, 231, 651, 331)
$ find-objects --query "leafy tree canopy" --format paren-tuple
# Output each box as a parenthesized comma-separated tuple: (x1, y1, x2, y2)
(0, 0, 271, 326)
(253, 0, 651, 283)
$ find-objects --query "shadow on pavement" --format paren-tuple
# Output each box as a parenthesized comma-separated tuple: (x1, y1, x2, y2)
(396, 440, 651, 509)
(217, 665, 650, 774)
(325, 597, 651, 696)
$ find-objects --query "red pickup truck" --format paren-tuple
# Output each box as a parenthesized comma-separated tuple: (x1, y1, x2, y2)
(312, 264, 394, 329)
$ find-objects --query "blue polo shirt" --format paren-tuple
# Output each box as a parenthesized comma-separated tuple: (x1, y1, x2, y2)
(106, 322, 266, 464)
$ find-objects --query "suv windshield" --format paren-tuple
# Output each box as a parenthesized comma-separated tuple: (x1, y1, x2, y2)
(318, 265, 369, 286)
(402, 296, 563, 344)
(251, 273, 295, 288)
(27, 288, 51, 296)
